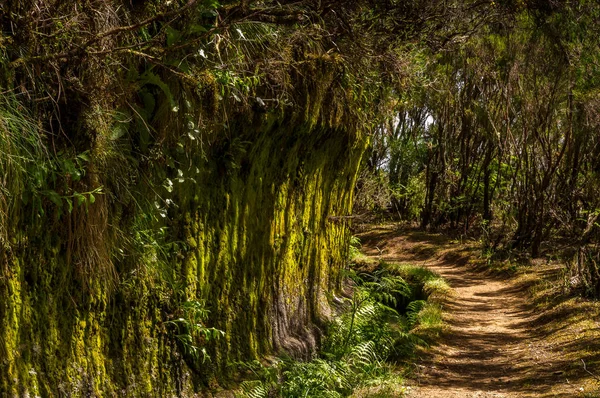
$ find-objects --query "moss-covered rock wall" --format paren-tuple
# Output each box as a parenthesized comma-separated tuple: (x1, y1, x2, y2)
(0, 1, 381, 393)
(178, 117, 366, 363)
(0, 72, 368, 396)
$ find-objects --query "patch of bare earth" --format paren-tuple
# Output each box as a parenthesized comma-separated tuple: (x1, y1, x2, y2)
(358, 225, 600, 398)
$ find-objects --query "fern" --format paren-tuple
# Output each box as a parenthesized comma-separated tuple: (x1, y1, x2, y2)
(236, 265, 445, 397)
(281, 360, 349, 397)
(349, 341, 380, 367)
(406, 300, 426, 327)
(239, 381, 270, 398)
(360, 269, 412, 308)
(349, 235, 362, 260)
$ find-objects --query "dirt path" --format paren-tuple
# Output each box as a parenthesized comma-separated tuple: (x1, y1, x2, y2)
(358, 226, 594, 398)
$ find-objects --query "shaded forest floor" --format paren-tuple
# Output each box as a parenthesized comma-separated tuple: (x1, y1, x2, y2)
(357, 225, 600, 398)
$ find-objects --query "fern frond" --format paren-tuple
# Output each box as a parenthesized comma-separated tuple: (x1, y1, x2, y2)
(349, 341, 380, 367)
(356, 301, 377, 318)
(239, 381, 270, 398)
(406, 300, 426, 327)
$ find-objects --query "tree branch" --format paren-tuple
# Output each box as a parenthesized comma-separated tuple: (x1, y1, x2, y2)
(9, 0, 199, 68)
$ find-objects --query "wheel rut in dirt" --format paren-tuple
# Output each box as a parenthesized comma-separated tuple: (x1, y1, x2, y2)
(358, 226, 584, 398)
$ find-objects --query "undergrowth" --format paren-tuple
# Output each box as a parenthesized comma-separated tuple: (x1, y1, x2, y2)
(234, 260, 447, 398)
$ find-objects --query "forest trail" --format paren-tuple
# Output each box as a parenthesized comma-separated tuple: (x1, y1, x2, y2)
(358, 226, 596, 398)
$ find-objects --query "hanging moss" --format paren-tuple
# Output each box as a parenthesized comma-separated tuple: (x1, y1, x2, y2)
(168, 116, 368, 368)
(0, 0, 386, 391)
(0, 63, 369, 396)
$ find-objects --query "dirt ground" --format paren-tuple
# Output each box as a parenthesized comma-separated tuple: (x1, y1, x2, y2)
(358, 225, 600, 398)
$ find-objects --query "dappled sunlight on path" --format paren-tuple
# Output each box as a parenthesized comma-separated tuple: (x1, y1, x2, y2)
(358, 226, 594, 398)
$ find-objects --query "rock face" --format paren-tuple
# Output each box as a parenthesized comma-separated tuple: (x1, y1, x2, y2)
(0, 59, 368, 395)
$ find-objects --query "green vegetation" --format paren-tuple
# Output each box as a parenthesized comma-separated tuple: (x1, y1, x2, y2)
(1, 0, 600, 395)
(235, 261, 447, 398)
(164, 300, 225, 363)
(355, 1, 600, 297)
(1, 0, 384, 393)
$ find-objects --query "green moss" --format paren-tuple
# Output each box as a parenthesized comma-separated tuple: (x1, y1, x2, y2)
(1, 50, 369, 395)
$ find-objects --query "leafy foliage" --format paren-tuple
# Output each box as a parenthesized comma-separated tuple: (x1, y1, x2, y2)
(348, 235, 362, 261)
(165, 300, 224, 362)
(355, 1, 600, 295)
(235, 263, 445, 397)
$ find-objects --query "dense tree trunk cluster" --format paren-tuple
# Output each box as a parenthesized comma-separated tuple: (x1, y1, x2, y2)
(358, 2, 600, 295)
